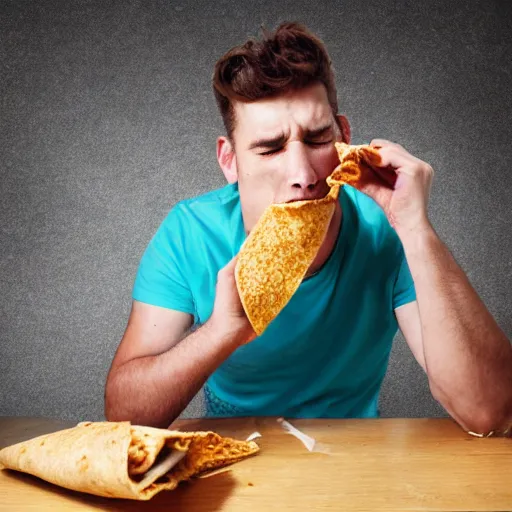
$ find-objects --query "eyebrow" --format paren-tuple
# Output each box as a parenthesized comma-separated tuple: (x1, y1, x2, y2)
(248, 123, 333, 151)
(304, 123, 333, 139)
(248, 133, 287, 151)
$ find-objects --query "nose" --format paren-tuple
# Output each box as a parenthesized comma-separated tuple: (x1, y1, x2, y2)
(286, 142, 319, 190)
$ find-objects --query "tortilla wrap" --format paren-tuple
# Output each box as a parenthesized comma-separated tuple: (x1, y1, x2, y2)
(235, 142, 397, 336)
(0, 421, 259, 500)
(327, 141, 397, 189)
(235, 184, 340, 335)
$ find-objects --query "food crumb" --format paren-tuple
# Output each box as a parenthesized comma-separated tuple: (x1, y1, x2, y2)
(248, 482, 254, 487)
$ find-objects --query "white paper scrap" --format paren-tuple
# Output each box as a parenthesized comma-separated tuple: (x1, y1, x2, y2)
(277, 417, 316, 452)
(246, 431, 262, 442)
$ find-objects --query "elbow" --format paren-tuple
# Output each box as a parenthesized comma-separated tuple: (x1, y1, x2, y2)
(104, 376, 121, 422)
(104, 373, 176, 428)
(478, 395, 512, 435)
(462, 409, 506, 436)
(104, 398, 121, 423)
(104, 370, 130, 423)
(104, 391, 143, 425)
(431, 382, 512, 435)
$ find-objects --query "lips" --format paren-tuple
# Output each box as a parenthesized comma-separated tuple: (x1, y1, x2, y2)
(284, 193, 329, 203)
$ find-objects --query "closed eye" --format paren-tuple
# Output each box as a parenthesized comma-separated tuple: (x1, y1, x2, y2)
(259, 147, 283, 156)
(306, 140, 333, 146)
(259, 140, 332, 156)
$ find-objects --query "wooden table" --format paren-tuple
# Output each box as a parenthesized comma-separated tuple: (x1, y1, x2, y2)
(0, 416, 511, 511)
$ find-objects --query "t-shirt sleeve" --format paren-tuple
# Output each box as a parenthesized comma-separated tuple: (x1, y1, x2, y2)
(132, 205, 195, 316)
(393, 245, 417, 309)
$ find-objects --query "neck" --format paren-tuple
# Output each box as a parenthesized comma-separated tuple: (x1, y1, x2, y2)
(306, 201, 342, 277)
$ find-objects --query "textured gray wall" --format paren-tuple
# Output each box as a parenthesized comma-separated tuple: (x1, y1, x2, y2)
(1, 0, 511, 423)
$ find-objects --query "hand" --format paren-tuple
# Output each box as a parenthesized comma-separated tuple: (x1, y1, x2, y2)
(359, 139, 434, 236)
(208, 256, 256, 345)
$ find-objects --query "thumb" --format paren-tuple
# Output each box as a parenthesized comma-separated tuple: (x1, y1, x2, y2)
(220, 254, 239, 280)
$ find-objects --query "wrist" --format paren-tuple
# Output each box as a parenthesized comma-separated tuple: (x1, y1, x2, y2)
(396, 218, 436, 255)
(205, 314, 254, 348)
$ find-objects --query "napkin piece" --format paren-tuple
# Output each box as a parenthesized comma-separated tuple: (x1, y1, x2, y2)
(277, 418, 332, 454)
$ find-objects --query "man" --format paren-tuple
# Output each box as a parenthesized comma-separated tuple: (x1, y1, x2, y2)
(104, 22, 512, 435)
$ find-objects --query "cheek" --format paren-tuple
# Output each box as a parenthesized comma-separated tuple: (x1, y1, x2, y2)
(237, 166, 279, 231)
(238, 160, 277, 200)
(238, 160, 287, 213)
(239, 157, 281, 186)
(314, 147, 340, 177)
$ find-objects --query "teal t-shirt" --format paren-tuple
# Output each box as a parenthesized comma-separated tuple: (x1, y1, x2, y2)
(132, 183, 416, 419)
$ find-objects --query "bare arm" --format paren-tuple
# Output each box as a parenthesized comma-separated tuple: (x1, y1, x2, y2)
(398, 225, 512, 434)
(105, 257, 255, 428)
(361, 138, 512, 435)
(394, 301, 426, 372)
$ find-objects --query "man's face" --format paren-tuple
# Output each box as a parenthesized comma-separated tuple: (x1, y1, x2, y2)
(228, 83, 347, 232)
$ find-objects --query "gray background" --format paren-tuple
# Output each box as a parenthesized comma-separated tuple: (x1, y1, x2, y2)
(1, 0, 511, 423)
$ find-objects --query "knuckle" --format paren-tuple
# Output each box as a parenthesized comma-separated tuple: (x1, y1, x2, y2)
(423, 163, 434, 175)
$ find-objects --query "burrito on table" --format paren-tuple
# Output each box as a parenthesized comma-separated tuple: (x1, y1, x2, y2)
(0, 421, 260, 500)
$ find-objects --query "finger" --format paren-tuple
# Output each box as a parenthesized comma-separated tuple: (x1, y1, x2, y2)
(226, 255, 239, 270)
(370, 165, 398, 189)
(370, 138, 395, 149)
(370, 139, 409, 156)
(370, 145, 419, 174)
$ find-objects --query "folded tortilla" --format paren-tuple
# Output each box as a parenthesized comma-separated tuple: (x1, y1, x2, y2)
(235, 184, 340, 335)
(327, 141, 397, 189)
(235, 142, 398, 336)
(0, 421, 259, 500)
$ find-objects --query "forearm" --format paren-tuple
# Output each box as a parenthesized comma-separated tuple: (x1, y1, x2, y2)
(105, 320, 240, 428)
(400, 223, 512, 433)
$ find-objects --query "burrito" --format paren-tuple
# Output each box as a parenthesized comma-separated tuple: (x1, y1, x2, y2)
(0, 421, 260, 500)
(235, 184, 340, 336)
(235, 141, 397, 336)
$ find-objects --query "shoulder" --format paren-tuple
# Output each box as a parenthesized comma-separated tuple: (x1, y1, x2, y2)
(168, 183, 239, 225)
(178, 182, 240, 214)
(157, 183, 240, 234)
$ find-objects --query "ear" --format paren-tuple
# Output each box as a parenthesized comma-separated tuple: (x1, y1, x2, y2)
(217, 136, 238, 184)
(336, 115, 351, 144)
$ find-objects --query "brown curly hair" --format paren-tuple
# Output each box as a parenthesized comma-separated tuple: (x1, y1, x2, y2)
(212, 22, 339, 143)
